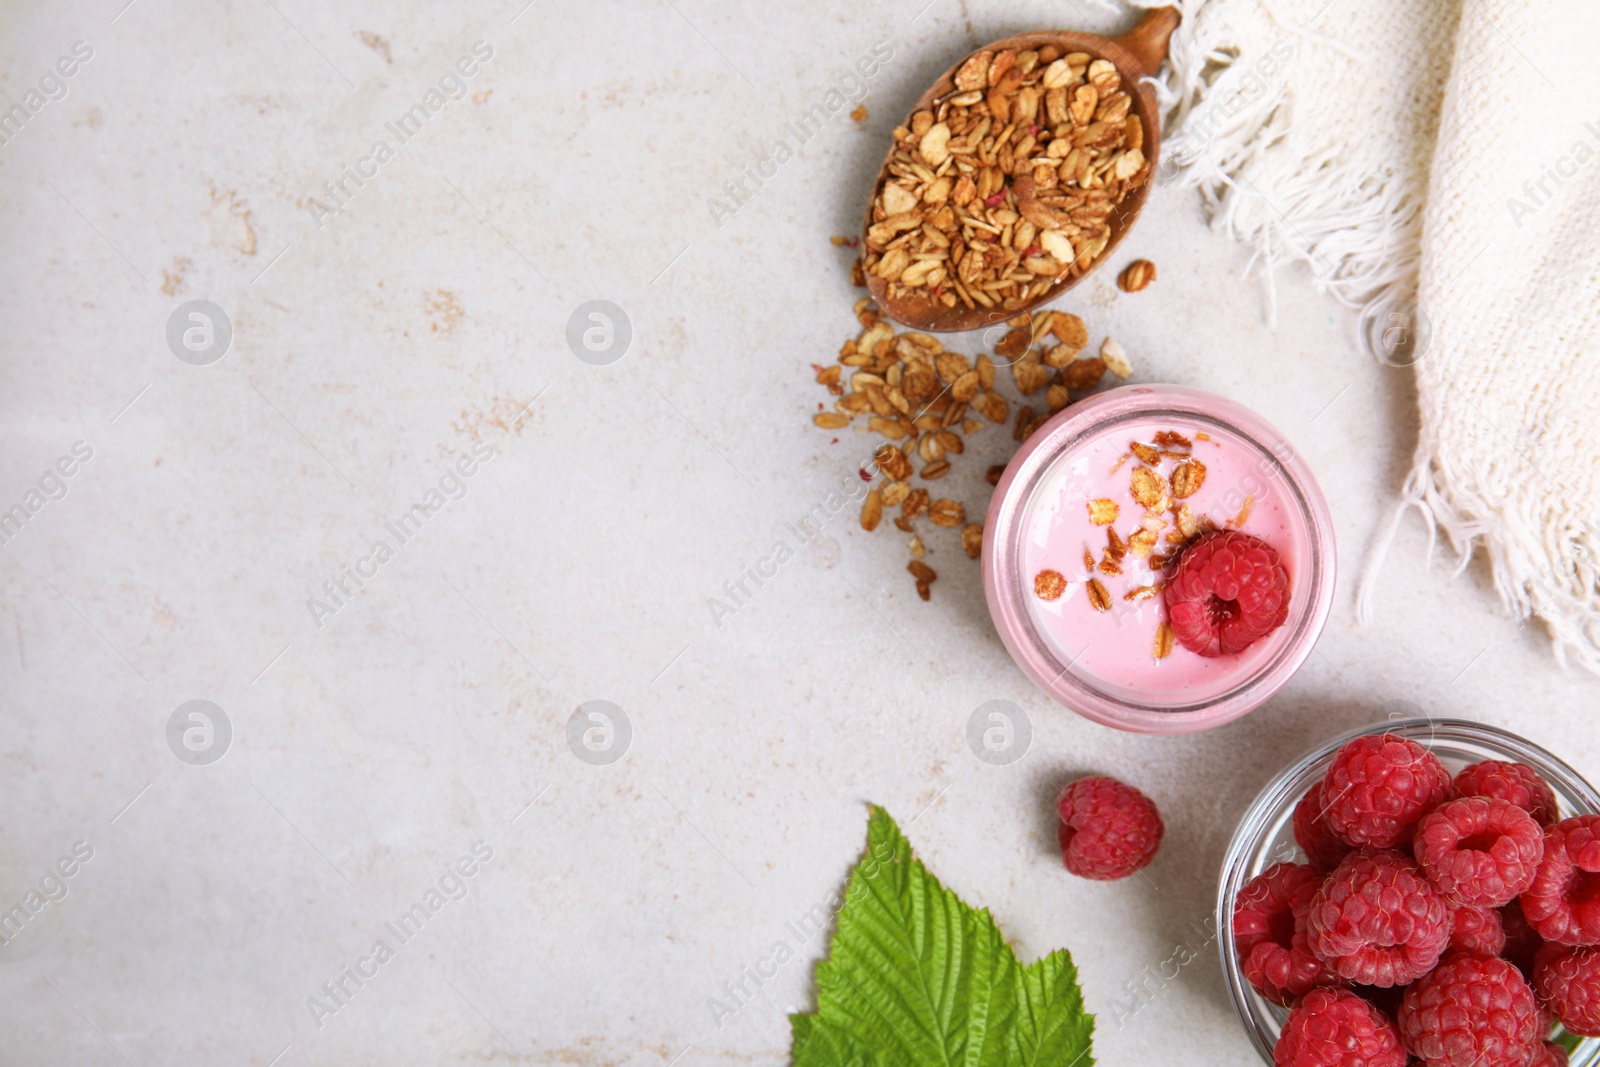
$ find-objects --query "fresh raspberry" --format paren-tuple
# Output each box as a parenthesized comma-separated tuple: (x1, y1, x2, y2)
(1522, 815, 1600, 946)
(1397, 954, 1541, 1067)
(1321, 733, 1453, 849)
(1448, 904, 1506, 957)
(1452, 760, 1560, 827)
(1273, 988, 1407, 1067)
(1527, 1042, 1570, 1067)
(1500, 899, 1546, 981)
(1305, 849, 1452, 987)
(1534, 943, 1600, 1037)
(1233, 862, 1340, 1005)
(1413, 797, 1544, 907)
(1295, 782, 1356, 872)
(1164, 531, 1290, 657)
(1055, 776, 1163, 880)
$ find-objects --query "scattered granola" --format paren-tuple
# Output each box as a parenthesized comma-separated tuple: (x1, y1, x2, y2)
(1086, 577, 1112, 612)
(863, 47, 1148, 314)
(1100, 337, 1132, 378)
(1117, 259, 1156, 293)
(811, 297, 1135, 601)
(1062, 357, 1106, 391)
(928, 499, 965, 526)
(961, 523, 983, 559)
(877, 443, 914, 480)
(903, 487, 931, 521)
(1050, 311, 1089, 354)
(862, 489, 883, 531)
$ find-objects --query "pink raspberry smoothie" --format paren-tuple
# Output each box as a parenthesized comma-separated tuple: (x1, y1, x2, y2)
(1020, 417, 1307, 703)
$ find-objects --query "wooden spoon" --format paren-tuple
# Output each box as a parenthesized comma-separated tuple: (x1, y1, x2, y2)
(862, 7, 1180, 333)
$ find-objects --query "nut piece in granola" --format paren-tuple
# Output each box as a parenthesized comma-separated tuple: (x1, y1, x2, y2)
(1034, 569, 1067, 601)
(1117, 259, 1157, 292)
(1085, 577, 1112, 612)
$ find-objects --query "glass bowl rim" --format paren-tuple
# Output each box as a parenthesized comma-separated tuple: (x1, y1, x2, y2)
(1215, 716, 1600, 1065)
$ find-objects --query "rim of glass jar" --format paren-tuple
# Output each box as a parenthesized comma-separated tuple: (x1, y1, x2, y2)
(981, 384, 1336, 734)
(1215, 717, 1600, 1066)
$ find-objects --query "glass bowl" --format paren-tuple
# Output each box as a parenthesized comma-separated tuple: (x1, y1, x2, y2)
(981, 384, 1335, 734)
(1216, 717, 1600, 1065)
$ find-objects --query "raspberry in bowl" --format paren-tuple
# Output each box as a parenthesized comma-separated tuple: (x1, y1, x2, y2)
(982, 384, 1334, 733)
(1218, 718, 1600, 1066)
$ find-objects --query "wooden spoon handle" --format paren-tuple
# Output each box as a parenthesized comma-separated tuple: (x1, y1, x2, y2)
(1108, 5, 1181, 80)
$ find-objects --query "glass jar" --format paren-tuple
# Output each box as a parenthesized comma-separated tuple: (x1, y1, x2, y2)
(981, 384, 1335, 733)
(1216, 717, 1600, 1065)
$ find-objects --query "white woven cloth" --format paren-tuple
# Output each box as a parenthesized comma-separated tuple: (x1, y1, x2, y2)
(1137, 0, 1600, 670)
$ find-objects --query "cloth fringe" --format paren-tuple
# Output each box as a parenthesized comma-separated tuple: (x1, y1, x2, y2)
(1113, 0, 1600, 673)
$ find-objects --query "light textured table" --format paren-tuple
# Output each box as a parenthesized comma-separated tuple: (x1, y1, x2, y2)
(3, 2, 1596, 1064)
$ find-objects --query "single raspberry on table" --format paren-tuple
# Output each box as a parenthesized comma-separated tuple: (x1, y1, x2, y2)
(1305, 849, 1452, 987)
(1295, 782, 1356, 872)
(1163, 530, 1290, 657)
(1522, 815, 1600, 946)
(1453, 759, 1559, 827)
(1320, 733, 1453, 849)
(1273, 987, 1407, 1067)
(1413, 797, 1544, 907)
(1397, 954, 1542, 1067)
(1233, 861, 1341, 1005)
(1055, 776, 1163, 881)
(1448, 903, 1506, 957)
(1535, 943, 1600, 1037)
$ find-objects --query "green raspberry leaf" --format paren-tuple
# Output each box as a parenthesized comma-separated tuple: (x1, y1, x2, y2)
(790, 806, 1094, 1067)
